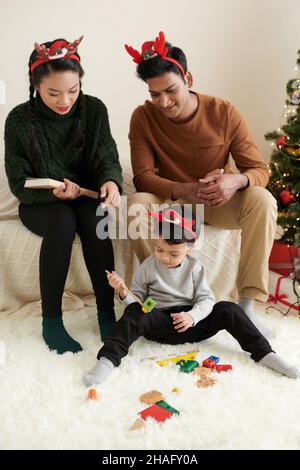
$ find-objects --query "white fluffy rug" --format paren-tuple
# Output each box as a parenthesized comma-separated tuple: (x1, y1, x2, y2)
(1, 302, 300, 450)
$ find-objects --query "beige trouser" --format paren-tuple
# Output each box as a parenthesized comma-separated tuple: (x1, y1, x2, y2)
(127, 187, 277, 302)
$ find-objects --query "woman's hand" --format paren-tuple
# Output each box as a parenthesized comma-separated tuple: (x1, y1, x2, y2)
(100, 181, 120, 208)
(53, 178, 81, 200)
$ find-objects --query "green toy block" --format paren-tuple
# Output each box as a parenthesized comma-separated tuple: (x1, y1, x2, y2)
(156, 400, 180, 415)
(142, 297, 157, 313)
(177, 359, 199, 373)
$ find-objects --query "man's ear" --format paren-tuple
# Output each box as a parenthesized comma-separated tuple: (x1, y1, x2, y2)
(185, 71, 193, 88)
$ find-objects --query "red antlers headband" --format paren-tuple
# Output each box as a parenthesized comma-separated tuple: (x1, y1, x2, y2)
(30, 35, 84, 73)
(125, 31, 186, 77)
(148, 209, 197, 240)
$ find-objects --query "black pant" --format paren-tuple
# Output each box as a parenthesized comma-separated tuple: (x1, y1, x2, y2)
(19, 198, 115, 317)
(98, 301, 273, 365)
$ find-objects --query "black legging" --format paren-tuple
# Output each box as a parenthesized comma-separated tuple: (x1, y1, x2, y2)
(19, 197, 115, 317)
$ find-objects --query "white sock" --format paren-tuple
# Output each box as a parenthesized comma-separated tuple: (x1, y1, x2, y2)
(259, 352, 300, 379)
(82, 357, 115, 386)
(238, 297, 273, 339)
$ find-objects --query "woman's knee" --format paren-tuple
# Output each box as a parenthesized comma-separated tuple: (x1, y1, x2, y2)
(44, 204, 77, 241)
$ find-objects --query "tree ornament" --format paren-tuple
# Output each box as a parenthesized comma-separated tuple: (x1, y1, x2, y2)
(279, 190, 295, 206)
(276, 135, 288, 149)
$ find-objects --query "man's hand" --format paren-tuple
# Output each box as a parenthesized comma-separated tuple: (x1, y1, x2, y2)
(197, 171, 248, 207)
(106, 270, 127, 299)
(172, 170, 225, 202)
(171, 311, 194, 332)
(53, 178, 81, 200)
(100, 181, 120, 208)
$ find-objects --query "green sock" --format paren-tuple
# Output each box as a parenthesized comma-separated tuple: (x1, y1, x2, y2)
(97, 309, 116, 341)
(42, 317, 82, 354)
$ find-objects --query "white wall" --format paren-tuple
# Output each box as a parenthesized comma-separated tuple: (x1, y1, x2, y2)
(1, 0, 300, 186)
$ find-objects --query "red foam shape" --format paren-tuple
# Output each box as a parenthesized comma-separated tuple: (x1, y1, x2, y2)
(139, 404, 173, 423)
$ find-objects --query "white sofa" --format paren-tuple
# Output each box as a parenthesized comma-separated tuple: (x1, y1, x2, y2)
(0, 156, 241, 315)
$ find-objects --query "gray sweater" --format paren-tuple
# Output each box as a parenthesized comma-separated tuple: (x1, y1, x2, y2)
(122, 254, 215, 325)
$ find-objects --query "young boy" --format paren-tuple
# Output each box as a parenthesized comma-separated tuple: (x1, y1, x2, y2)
(83, 205, 299, 385)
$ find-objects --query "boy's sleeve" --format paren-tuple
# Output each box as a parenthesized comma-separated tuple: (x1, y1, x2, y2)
(188, 265, 215, 325)
(120, 260, 149, 307)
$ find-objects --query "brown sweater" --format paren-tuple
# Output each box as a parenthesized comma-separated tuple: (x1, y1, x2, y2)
(129, 92, 269, 199)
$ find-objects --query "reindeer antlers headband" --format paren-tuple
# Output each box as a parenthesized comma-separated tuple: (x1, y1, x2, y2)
(30, 36, 84, 73)
(125, 31, 185, 77)
(148, 209, 197, 241)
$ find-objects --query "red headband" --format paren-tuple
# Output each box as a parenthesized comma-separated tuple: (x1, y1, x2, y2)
(30, 36, 83, 73)
(148, 209, 197, 240)
(125, 31, 186, 77)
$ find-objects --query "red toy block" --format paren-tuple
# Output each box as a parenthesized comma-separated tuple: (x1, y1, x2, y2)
(202, 359, 216, 369)
(215, 364, 232, 373)
(139, 404, 173, 423)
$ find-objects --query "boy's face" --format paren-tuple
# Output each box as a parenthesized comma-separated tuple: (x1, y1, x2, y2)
(146, 71, 193, 122)
(154, 237, 191, 268)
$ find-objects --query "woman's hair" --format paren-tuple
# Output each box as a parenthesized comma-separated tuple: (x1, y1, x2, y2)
(137, 42, 187, 82)
(28, 38, 85, 164)
(154, 204, 199, 246)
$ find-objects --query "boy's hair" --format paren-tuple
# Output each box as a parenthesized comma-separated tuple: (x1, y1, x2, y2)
(137, 41, 187, 82)
(151, 205, 199, 246)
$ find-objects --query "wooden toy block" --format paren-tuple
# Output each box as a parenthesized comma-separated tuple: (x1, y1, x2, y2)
(156, 400, 180, 415)
(142, 297, 157, 313)
(177, 359, 199, 373)
(156, 351, 199, 367)
(130, 418, 146, 431)
(87, 388, 98, 400)
(139, 404, 173, 423)
(196, 377, 216, 388)
(171, 387, 181, 393)
(192, 366, 212, 377)
(208, 355, 220, 363)
(139, 390, 164, 405)
(215, 364, 233, 373)
(202, 359, 217, 369)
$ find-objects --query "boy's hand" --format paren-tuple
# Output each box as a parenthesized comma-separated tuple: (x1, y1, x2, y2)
(171, 312, 194, 332)
(106, 270, 127, 299)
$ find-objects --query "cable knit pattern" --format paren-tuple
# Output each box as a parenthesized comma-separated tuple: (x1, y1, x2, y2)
(4, 94, 123, 205)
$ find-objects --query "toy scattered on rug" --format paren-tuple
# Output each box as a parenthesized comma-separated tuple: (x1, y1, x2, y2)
(130, 390, 180, 430)
(105, 270, 156, 313)
(87, 388, 99, 400)
(141, 350, 199, 366)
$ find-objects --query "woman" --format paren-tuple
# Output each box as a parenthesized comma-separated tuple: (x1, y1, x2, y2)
(5, 36, 122, 354)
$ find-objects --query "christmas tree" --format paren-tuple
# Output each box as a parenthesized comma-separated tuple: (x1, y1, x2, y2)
(265, 50, 300, 247)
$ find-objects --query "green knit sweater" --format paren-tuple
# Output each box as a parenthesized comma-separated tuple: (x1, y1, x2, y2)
(4, 94, 123, 204)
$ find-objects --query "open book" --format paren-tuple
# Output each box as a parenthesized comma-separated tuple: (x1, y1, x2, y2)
(24, 178, 99, 199)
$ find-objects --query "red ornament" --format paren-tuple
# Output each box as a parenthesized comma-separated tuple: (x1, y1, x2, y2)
(279, 190, 295, 206)
(276, 135, 288, 149)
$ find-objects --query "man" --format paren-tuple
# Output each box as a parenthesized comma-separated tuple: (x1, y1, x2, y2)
(125, 31, 277, 338)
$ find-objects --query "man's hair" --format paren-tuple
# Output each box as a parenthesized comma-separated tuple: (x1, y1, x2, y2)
(154, 205, 199, 246)
(137, 42, 187, 82)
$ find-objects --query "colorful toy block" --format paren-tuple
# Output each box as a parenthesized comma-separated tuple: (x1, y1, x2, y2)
(177, 359, 199, 373)
(192, 366, 212, 377)
(215, 364, 233, 373)
(130, 418, 146, 431)
(139, 404, 173, 423)
(171, 387, 181, 393)
(208, 355, 220, 363)
(202, 359, 217, 369)
(196, 377, 216, 388)
(142, 297, 157, 313)
(156, 400, 180, 415)
(139, 390, 164, 405)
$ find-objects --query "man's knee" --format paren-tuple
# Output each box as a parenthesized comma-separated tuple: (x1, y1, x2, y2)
(245, 187, 277, 213)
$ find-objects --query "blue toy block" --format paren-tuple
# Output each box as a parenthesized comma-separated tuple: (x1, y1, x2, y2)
(207, 355, 220, 363)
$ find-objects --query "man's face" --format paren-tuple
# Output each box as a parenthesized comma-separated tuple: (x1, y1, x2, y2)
(147, 72, 191, 122)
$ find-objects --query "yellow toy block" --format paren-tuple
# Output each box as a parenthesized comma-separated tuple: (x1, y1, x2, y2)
(156, 351, 199, 367)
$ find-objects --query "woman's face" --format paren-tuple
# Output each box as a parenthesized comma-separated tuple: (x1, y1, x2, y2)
(37, 70, 80, 115)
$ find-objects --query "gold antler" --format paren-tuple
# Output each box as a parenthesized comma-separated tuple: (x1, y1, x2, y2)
(67, 35, 84, 55)
(34, 42, 50, 59)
